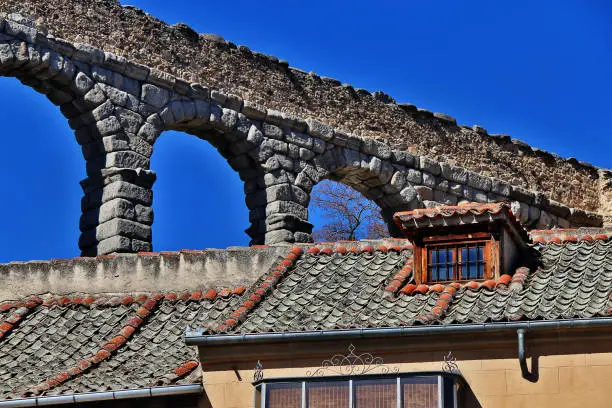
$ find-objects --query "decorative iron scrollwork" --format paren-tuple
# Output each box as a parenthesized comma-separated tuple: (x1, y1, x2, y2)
(307, 344, 399, 377)
(442, 351, 459, 374)
(253, 360, 264, 381)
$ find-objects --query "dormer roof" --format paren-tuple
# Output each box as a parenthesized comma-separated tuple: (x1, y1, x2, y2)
(393, 202, 531, 248)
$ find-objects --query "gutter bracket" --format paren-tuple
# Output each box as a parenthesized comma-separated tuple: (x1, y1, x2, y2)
(517, 328, 538, 382)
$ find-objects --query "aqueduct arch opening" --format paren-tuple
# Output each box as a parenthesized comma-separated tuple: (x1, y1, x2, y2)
(151, 130, 249, 251)
(0, 76, 83, 261)
(0, 13, 603, 256)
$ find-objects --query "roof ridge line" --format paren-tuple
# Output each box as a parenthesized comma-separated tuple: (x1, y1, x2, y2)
(0, 287, 248, 308)
(0, 298, 41, 342)
(532, 232, 612, 245)
(413, 284, 460, 324)
(23, 295, 165, 396)
(385, 257, 415, 294)
(150, 360, 200, 387)
(215, 247, 304, 333)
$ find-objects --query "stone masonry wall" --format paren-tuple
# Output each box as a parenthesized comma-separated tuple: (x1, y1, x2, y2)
(0, 0, 607, 216)
(0, 11, 603, 255)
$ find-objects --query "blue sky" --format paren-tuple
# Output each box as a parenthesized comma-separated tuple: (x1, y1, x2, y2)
(0, 1, 610, 262)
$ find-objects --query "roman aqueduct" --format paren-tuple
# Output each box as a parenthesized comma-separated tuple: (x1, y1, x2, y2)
(0, 1, 610, 255)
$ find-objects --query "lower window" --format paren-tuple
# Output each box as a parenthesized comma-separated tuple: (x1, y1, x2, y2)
(255, 374, 458, 408)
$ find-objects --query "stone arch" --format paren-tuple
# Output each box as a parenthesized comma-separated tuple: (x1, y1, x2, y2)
(2, 14, 579, 255)
(142, 95, 270, 246)
(0, 28, 151, 256)
(295, 147, 424, 239)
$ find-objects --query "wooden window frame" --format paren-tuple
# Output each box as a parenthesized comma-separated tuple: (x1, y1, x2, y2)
(414, 231, 499, 284)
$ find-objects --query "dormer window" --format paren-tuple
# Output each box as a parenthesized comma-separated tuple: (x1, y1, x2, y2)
(394, 202, 530, 285)
(426, 237, 489, 282)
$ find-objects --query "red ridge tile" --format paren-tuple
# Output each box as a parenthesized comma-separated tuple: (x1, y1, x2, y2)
(173, 360, 199, 377)
(216, 247, 304, 333)
(24, 294, 161, 396)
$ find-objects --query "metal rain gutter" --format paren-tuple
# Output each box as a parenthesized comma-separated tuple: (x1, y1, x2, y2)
(185, 317, 612, 346)
(0, 384, 202, 407)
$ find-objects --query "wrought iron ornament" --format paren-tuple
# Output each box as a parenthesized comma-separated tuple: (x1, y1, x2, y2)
(307, 344, 399, 376)
(253, 360, 264, 381)
(442, 351, 459, 374)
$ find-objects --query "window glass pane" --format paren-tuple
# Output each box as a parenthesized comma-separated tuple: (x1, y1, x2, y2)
(402, 377, 439, 408)
(467, 262, 477, 279)
(307, 381, 349, 408)
(469, 246, 478, 262)
(430, 266, 439, 281)
(438, 264, 447, 281)
(266, 383, 302, 408)
(438, 249, 447, 263)
(354, 378, 396, 408)
(430, 241, 487, 282)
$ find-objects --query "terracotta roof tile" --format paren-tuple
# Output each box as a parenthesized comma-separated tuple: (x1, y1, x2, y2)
(394, 202, 531, 243)
(0, 287, 246, 399)
(223, 236, 611, 334)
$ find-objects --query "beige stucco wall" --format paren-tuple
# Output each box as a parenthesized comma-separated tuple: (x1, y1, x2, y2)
(0, 247, 289, 301)
(201, 350, 612, 408)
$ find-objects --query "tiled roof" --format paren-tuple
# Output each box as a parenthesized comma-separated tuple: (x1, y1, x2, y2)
(2, 234, 612, 398)
(217, 235, 612, 334)
(394, 202, 531, 243)
(0, 289, 245, 399)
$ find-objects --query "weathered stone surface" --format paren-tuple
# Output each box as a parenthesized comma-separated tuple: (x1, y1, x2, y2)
(390, 172, 406, 190)
(0, 7, 603, 255)
(82, 181, 153, 211)
(266, 200, 308, 220)
(419, 156, 441, 176)
(491, 178, 511, 197)
(262, 122, 284, 140)
(135, 204, 153, 225)
(93, 235, 132, 255)
(405, 169, 422, 184)
(96, 218, 151, 242)
(73, 71, 94, 95)
(299, 147, 315, 161)
(218, 107, 238, 131)
(79, 198, 135, 230)
(242, 100, 266, 120)
(361, 139, 391, 159)
(306, 118, 333, 141)
(422, 172, 436, 188)
(141, 83, 170, 109)
(286, 131, 313, 149)
(509, 185, 535, 205)
(400, 186, 418, 203)
(115, 107, 143, 134)
(414, 186, 433, 201)
(265, 229, 295, 244)
(440, 162, 468, 184)
(467, 172, 492, 192)
(246, 124, 264, 146)
(294, 232, 313, 243)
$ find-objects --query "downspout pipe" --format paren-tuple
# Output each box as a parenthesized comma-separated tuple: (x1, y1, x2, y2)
(0, 384, 202, 407)
(517, 328, 538, 382)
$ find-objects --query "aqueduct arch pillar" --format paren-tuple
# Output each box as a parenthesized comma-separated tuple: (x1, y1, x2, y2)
(0, 13, 600, 255)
